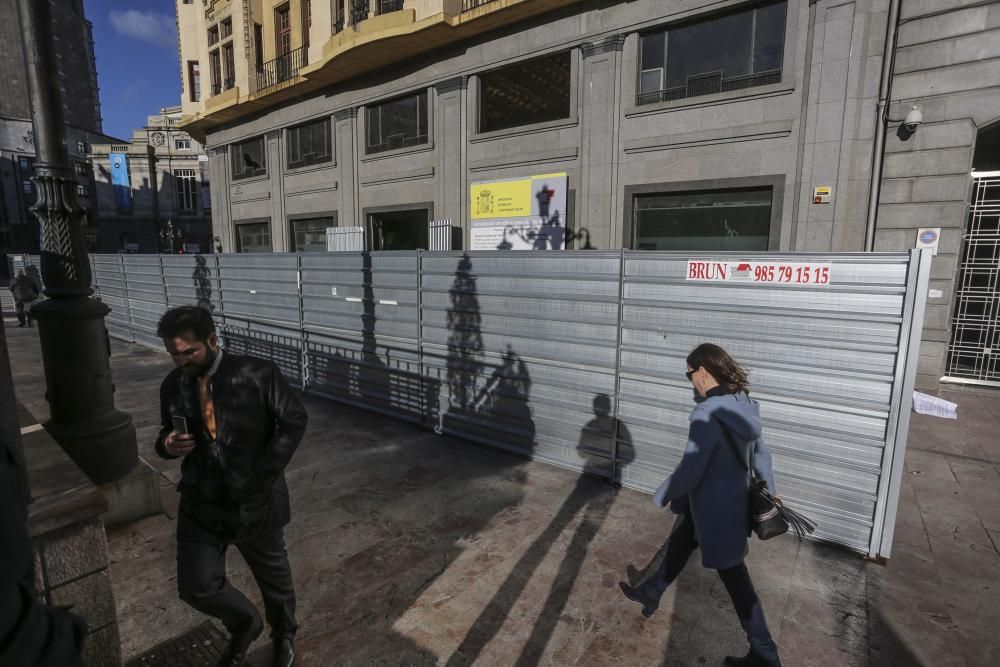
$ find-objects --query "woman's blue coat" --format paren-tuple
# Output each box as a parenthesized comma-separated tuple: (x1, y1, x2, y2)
(653, 391, 777, 570)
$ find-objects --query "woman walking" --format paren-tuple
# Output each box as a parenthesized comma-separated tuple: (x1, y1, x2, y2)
(618, 343, 781, 667)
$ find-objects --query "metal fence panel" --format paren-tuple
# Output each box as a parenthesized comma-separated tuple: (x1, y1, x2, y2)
(84, 249, 931, 559)
(327, 226, 364, 252)
(122, 255, 167, 348)
(92, 254, 133, 342)
(421, 251, 622, 475)
(618, 251, 921, 554)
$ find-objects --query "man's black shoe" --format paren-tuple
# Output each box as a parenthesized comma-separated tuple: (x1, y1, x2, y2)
(626, 564, 643, 586)
(724, 650, 782, 667)
(617, 581, 657, 618)
(216, 617, 263, 667)
(271, 637, 295, 667)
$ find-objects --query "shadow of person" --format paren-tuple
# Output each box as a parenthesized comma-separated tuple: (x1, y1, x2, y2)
(447, 394, 633, 666)
(192, 254, 214, 312)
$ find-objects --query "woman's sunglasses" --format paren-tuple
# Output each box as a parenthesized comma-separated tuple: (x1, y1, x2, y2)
(685, 369, 697, 381)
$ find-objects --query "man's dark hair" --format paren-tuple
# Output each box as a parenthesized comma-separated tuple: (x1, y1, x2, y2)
(157, 306, 216, 341)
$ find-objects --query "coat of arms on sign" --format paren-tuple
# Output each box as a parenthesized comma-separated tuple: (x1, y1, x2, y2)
(477, 190, 493, 216)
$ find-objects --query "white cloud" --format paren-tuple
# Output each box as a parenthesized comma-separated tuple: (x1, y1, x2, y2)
(109, 9, 177, 49)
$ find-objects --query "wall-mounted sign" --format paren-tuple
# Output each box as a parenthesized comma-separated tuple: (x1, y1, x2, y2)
(916, 227, 941, 255)
(469, 172, 568, 250)
(813, 186, 832, 204)
(687, 260, 832, 286)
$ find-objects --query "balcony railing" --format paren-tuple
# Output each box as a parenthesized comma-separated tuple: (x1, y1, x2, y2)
(211, 82, 222, 96)
(377, 0, 403, 14)
(256, 45, 308, 95)
(463, 0, 496, 11)
(350, 0, 370, 25)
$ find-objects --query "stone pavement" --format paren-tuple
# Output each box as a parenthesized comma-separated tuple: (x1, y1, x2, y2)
(5, 319, 999, 666)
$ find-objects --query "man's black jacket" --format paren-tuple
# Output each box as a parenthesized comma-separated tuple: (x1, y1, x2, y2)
(155, 352, 307, 542)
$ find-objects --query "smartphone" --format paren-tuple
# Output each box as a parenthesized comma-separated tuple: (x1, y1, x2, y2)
(172, 415, 189, 435)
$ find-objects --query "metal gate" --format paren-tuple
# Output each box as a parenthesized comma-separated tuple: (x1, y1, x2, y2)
(89, 249, 931, 559)
(946, 175, 1000, 385)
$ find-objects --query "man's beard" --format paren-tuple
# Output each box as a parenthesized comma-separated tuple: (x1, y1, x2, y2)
(183, 347, 218, 376)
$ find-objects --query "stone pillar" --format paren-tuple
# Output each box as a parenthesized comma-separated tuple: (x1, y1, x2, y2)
(267, 129, 287, 251)
(579, 35, 626, 249)
(435, 76, 467, 246)
(335, 108, 360, 228)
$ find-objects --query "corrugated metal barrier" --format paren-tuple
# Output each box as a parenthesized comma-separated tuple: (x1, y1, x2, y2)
(88, 249, 931, 559)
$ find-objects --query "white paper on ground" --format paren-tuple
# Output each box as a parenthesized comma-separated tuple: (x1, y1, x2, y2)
(912, 391, 958, 419)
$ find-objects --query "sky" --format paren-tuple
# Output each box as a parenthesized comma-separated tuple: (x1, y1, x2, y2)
(87, 0, 182, 141)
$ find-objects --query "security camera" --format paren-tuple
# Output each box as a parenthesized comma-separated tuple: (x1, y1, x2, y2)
(903, 106, 923, 132)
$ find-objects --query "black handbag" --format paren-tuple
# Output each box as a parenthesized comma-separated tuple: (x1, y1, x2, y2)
(718, 421, 817, 541)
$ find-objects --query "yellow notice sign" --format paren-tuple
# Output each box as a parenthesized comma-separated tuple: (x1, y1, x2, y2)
(470, 178, 534, 219)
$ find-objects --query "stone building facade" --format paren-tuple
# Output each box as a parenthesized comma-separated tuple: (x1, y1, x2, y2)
(0, 0, 111, 275)
(89, 107, 214, 254)
(175, 0, 1000, 388)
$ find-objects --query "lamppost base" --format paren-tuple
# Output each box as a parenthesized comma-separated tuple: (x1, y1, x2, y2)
(32, 297, 138, 486)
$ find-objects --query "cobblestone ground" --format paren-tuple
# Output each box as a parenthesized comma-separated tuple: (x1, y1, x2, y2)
(6, 321, 999, 666)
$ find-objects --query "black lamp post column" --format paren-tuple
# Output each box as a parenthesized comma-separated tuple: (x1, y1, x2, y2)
(16, 0, 137, 484)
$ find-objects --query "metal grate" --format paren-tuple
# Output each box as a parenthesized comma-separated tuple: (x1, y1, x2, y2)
(946, 176, 1000, 384)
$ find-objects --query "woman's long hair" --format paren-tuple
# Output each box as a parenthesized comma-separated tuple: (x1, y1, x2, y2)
(686, 343, 750, 394)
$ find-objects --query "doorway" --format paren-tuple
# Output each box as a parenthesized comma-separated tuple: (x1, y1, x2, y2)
(367, 207, 430, 250)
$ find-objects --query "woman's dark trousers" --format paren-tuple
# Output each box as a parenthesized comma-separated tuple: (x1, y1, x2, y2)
(635, 513, 780, 663)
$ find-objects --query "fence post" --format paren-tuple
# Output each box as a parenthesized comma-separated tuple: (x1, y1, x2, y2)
(118, 253, 136, 343)
(297, 252, 309, 389)
(609, 248, 627, 485)
(417, 249, 426, 427)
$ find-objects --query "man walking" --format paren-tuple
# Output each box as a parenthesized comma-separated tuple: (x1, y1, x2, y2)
(9, 269, 39, 327)
(155, 306, 307, 667)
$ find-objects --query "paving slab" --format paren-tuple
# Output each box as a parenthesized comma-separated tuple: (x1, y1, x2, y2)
(5, 321, 1000, 665)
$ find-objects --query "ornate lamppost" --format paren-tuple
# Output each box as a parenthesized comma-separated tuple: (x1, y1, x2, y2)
(16, 0, 137, 484)
(160, 218, 182, 254)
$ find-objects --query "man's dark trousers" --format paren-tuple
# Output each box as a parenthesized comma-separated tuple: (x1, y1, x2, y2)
(177, 527, 297, 641)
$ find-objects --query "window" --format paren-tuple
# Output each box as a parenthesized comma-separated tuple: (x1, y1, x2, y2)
(221, 18, 232, 39)
(183, 0, 193, 4)
(74, 161, 88, 176)
(175, 169, 198, 211)
(254, 24, 264, 72)
(304, 0, 312, 31)
(18, 156, 34, 198)
(236, 222, 272, 252)
(222, 43, 235, 90)
(210, 50, 222, 95)
(632, 188, 772, 251)
(479, 52, 571, 133)
(366, 91, 428, 155)
(291, 217, 332, 252)
(77, 140, 88, 154)
(175, 138, 192, 150)
(275, 4, 291, 56)
(287, 118, 331, 168)
(231, 136, 267, 180)
(638, 1, 786, 105)
(208, 25, 219, 46)
(188, 61, 201, 102)
(76, 184, 90, 198)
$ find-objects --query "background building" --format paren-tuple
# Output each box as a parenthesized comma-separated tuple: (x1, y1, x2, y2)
(174, 0, 1000, 389)
(0, 0, 117, 276)
(89, 106, 213, 254)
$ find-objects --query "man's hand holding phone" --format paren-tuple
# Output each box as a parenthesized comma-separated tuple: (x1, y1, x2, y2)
(166, 416, 195, 456)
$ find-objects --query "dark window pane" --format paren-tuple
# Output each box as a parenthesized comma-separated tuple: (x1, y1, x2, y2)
(479, 51, 571, 133)
(633, 188, 772, 250)
(639, 2, 786, 105)
(754, 2, 786, 72)
(366, 91, 428, 154)
(666, 10, 752, 90)
(236, 222, 272, 252)
(640, 33, 665, 71)
(288, 118, 331, 168)
(231, 136, 267, 180)
(291, 217, 333, 251)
